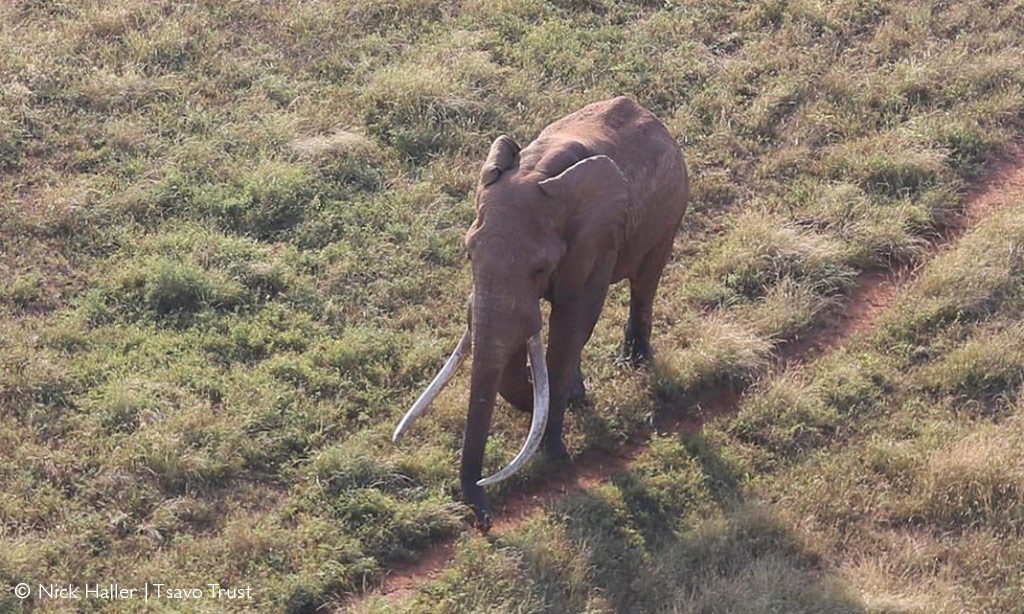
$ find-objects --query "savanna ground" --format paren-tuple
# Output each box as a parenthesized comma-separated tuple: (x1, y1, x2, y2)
(1, 1, 1023, 613)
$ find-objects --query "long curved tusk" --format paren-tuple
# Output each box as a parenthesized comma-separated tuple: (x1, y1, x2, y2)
(392, 329, 471, 444)
(477, 332, 549, 486)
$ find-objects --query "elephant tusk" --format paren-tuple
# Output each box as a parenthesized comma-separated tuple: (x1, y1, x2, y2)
(477, 332, 549, 486)
(392, 329, 471, 444)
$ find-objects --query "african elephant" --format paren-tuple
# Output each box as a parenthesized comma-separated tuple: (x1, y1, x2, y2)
(393, 96, 689, 529)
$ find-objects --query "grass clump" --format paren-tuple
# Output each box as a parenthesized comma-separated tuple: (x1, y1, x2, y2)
(654, 312, 773, 395)
(143, 258, 244, 315)
(901, 415, 1024, 533)
(824, 131, 953, 199)
(688, 209, 856, 306)
(725, 374, 840, 472)
(913, 323, 1024, 407)
(210, 161, 318, 240)
(362, 50, 507, 162)
(0, 273, 45, 312)
(876, 203, 1024, 355)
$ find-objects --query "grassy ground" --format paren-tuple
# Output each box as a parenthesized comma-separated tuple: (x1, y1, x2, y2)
(1, 0, 1023, 612)
(359, 191, 1024, 614)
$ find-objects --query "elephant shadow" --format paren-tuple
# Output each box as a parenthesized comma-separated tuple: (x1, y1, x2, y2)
(507, 431, 870, 614)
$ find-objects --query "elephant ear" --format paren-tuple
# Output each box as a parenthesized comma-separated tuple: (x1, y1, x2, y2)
(479, 135, 520, 187)
(538, 155, 631, 302)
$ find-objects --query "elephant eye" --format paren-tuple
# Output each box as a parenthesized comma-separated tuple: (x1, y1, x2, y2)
(531, 265, 547, 278)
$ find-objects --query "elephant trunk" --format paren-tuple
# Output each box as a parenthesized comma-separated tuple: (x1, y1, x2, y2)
(459, 335, 505, 509)
(393, 289, 549, 526)
(463, 294, 549, 488)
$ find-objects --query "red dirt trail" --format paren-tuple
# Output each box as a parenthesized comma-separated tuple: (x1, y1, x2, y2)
(340, 146, 1024, 611)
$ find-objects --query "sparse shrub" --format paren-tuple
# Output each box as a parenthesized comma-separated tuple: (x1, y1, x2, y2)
(920, 116, 996, 178)
(144, 259, 211, 314)
(0, 118, 26, 171)
(240, 261, 290, 300)
(325, 486, 462, 561)
(132, 416, 245, 493)
(554, 484, 652, 606)
(397, 536, 549, 614)
(316, 326, 403, 392)
(309, 439, 424, 496)
(79, 228, 318, 325)
(0, 349, 76, 413)
(210, 306, 313, 363)
(86, 378, 150, 434)
(77, 69, 180, 112)
(786, 181, 930, 267)
(617, 435, 712, 536)
(864, 438, 922, 487)
(290, 129, 385, 192)
(877, 206, 1024, 349)
(211, 161, 318, 239)
(742, 276, 833, 340)
(814, 350, 890, 417)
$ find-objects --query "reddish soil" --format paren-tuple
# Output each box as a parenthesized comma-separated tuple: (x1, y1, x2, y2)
(340, 145, 1024, 612)
(372, 541, 456, 603)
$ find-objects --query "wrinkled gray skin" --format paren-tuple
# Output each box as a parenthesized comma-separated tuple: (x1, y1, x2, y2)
(464, 96, 689, 529)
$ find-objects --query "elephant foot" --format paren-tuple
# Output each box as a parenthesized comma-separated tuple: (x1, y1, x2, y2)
(621, 335, 652, 367)
(463, 485, 493, 532)
(542, 437, 569, 461)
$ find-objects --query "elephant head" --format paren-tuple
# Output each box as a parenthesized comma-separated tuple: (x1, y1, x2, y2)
(393, 133, 632, 526)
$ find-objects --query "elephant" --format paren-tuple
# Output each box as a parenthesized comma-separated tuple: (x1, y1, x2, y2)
(393, 96, 689, 529)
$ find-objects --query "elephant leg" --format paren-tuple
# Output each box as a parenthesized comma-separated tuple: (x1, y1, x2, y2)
(568, 359, 586, 407)
(623, 237, 673, 366)
(502, 345, 584, 413)
(544, 269, 612, 459)
(498, 344, 532, 413)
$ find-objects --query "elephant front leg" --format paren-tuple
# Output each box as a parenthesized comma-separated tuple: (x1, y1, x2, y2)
(544, 281, 611, 460)
(623, 306, 653, 365)
(540, 359, 572, 461)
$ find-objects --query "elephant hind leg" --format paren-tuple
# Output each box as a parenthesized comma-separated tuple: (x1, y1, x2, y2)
(623, 237, 674, 365)
(499, 345, 533, 413)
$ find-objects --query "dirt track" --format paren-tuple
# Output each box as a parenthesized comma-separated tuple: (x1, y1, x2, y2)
(343, 145, 1024, 610)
